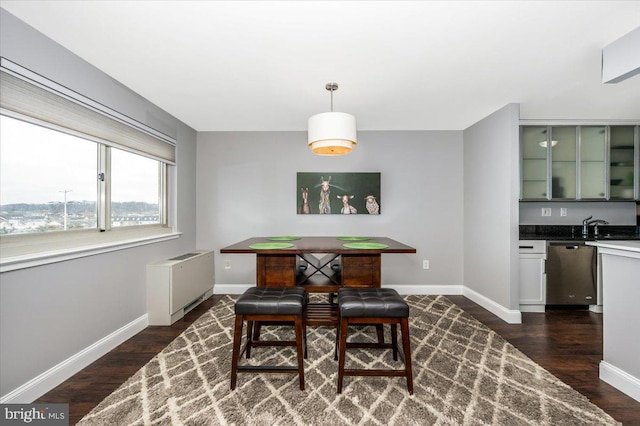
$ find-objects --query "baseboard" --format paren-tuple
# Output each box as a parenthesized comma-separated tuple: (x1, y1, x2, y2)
(213, 283, 254, 294)
(463, 287, 522, 324)
(589, 305, 604, 313)
(213, 283, 464, 296)
(600, 361, 640, 403)
(387, 284, 463, 295)
(520, 304, 545, 313)
(0, 314, 148, 404)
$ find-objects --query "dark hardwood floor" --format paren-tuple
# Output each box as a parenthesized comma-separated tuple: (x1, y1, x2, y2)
(36, 295, 640, 425)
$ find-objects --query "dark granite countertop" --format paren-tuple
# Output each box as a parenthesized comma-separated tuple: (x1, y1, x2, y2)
(519, 225, 640, 241)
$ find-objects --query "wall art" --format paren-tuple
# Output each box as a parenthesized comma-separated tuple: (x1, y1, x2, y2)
(296, 172, 381, 215)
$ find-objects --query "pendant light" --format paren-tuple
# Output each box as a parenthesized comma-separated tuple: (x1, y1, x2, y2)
(308, 82, 357, 156)
(538, 129, 558, 148)
(538, 140, 558, 148)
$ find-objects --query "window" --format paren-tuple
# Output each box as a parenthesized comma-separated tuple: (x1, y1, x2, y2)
(110, 148, 162, 228)
(0, 115, 167, 235)
(0, 115, 98, 234)
(0, 58, 176, 266)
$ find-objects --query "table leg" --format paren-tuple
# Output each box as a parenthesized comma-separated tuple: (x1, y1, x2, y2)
(256, 254, 297, 287)
(341, 254, 381, 287)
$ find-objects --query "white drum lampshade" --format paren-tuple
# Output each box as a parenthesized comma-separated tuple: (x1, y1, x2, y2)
(307, 112, 357, 156)
(308, 83, 357, 156)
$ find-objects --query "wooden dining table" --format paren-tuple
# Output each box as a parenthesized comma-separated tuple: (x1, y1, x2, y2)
(221, 236, 416, 325)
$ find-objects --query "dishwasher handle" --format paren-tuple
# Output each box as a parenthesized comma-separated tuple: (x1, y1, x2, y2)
(548, 241, 586, 249)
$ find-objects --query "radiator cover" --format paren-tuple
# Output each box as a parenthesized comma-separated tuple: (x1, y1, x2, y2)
(146, 250, 215, 325)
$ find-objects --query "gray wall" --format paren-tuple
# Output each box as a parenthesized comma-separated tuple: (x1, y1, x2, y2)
(519, 201, 637, 225)
(196, 131, 464, 288)
(0, 9, 198, 398)
(463, 104, 521, 311)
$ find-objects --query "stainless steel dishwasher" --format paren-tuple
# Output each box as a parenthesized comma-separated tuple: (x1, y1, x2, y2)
(546, 241, 597, 305)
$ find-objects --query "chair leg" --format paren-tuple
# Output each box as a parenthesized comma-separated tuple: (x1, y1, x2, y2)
(391, 323, 398, 361)
(230, 315, 244, 390)
(253, 322, 262, 341)
(246, 320, 253, 359)
(337, 318, 349, 394)
(303, 319, 308, 359)
(401, 318, 413, 395)
(375, 324, 385, 344)
(334, 318, 340, 361)
(294, 316, 305, 390)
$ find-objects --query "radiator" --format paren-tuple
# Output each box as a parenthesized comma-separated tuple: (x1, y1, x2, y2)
(146, 250, 215, 325)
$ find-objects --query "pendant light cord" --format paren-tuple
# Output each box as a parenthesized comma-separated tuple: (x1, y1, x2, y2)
(330, 86, 334, 112)
(326, 82, 338, 112)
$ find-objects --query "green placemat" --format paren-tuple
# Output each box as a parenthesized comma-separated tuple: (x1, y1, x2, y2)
(267, 236, 301, 241)
(343, 242, 389, 249)
(249, 242, 295, 249)
(336, 236, 370, 241)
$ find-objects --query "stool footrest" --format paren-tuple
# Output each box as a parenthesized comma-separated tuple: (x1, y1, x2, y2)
(237, 366, 300, 373)
(346, 342, 394, 349)
(251, 340, 297, 347)
(343, 369, 407, 377)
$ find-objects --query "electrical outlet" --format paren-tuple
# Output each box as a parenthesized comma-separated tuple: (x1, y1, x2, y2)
(423, 260, 430, 270)
(560, 208, 567, 217)
(224, 260, 231, 270)
(541, 208, 551, 217)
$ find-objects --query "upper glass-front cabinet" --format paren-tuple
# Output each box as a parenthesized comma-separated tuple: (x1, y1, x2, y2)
(580, 126, 606, 199)
(520, 125, 639, 201)
(551, 126, 577, 199)
(610, 126, 637, 200)
(521, 126, 548, 199)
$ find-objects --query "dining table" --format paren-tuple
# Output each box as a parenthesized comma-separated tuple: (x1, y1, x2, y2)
(220, 236, 416, 325)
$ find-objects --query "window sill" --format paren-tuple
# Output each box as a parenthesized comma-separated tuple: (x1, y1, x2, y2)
(0, 228, 181, 272)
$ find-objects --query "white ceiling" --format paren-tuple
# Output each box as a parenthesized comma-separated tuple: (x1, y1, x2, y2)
(2, 1, 640, 131)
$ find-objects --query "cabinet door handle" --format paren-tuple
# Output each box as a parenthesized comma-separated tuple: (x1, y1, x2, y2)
(519, 246, 534, 249)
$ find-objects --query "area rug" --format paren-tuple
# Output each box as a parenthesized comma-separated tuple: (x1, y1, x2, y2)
(78, 295, 618, 425)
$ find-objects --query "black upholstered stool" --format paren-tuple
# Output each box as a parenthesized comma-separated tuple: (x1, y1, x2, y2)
(230, 287, 307, 390)
(336, 288, 413, 394)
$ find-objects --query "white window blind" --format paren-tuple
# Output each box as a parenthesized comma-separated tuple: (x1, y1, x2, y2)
(0, 58, 176, 164)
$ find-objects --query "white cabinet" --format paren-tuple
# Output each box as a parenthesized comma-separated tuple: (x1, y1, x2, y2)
(588, 242, 640, 401)
(519, 240, 546, 312)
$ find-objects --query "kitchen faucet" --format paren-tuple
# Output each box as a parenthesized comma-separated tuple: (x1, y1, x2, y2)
(582, 216, 609, 237)
(592, 220, 609, 236)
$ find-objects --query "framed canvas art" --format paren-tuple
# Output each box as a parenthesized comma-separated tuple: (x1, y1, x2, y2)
(296, 172, 381, 215)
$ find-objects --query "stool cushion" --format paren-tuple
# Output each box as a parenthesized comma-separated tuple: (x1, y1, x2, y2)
(338, 288, 409, 318)
(235, 287, 307, 315)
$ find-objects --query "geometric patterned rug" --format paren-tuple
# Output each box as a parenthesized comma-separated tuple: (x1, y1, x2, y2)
(78, 295, 619, 425)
